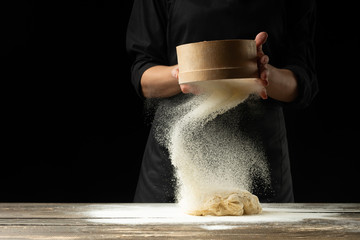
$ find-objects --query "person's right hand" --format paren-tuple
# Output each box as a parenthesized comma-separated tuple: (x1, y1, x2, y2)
(172, 65, 201, 94)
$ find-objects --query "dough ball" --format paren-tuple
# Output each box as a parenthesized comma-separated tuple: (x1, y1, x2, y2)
(187, 190, 262, 216)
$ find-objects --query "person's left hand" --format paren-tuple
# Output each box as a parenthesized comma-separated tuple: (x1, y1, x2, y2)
(255, 32, 270, 99)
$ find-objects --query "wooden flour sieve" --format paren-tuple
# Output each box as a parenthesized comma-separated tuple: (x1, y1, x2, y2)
(176, 39, 258, 84)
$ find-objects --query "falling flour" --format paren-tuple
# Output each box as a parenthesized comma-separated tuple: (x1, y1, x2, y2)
(152, 79, 270, 216)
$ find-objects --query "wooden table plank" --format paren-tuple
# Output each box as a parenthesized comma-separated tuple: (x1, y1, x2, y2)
(1, 203, 359, 218)
(1, 223, 359, 240)
(0, 203, 359, 239)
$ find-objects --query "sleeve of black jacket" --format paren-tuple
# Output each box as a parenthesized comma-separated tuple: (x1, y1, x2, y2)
(283, 0, 318, 108)
(126, 0, 169, 99)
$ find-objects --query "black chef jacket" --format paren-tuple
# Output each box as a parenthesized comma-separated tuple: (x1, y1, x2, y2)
(126, 0, 318, 203)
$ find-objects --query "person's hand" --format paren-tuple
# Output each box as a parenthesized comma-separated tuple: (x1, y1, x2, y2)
(255, 32, 270, 99)
(172, 65, 201, 94)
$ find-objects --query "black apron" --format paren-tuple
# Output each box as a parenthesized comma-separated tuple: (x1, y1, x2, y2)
(134, 97, 294, 203)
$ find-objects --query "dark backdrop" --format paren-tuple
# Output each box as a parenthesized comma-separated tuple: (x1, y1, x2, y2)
(2, 1, 359, 202)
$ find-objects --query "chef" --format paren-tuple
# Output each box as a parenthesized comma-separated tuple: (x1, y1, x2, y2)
(126, 0, 318, 203)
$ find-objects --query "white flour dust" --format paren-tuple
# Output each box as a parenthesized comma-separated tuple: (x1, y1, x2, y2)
(153, 79, 270, 216)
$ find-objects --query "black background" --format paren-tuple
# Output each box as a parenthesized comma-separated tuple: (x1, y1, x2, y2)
(2, 1, 359, 203)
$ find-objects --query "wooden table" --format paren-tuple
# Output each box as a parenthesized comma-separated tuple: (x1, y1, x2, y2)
(0, 203, 359, 239)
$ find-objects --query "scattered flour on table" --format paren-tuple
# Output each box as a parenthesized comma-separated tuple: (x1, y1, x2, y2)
(87, 205, 340, 225)
(152, 79, 270, 216)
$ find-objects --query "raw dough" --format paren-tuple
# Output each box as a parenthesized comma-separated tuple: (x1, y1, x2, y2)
(187, 190, 262, 216)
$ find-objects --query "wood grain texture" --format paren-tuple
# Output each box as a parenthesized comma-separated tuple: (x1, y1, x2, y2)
(0, 203, 359, 239)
